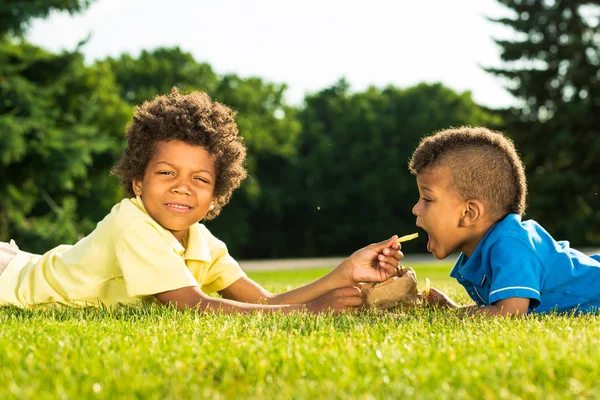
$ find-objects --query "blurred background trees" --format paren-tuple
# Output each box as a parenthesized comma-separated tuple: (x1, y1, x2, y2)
(487, 0, 600, 245)
(1, 0, 598, 258)
(0, 0, 131, 253)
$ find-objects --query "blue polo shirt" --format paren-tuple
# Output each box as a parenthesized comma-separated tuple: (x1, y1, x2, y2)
(450, 214, 600, 314)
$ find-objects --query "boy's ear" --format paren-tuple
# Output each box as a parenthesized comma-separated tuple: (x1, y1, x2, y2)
(209, 199, 216, 210)
(132, 179, 143, 197)
(460, 199, 485, 227)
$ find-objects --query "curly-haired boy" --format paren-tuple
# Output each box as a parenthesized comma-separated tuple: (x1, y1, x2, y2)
(0, 89, 402, 313)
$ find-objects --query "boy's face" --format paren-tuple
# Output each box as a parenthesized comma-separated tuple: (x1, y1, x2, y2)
(412, 166, 469, 259)
(133, 140, 216, 243)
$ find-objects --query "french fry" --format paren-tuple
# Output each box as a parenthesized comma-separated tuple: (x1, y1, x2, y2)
(425, 277, 431, 297)
(397, 232, 419, 243)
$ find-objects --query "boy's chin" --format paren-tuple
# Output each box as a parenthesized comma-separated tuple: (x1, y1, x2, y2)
(430, 249, 449, 260)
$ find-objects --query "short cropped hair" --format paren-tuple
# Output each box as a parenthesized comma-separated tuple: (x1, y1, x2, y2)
(409, 126, 527, 219)
(112, 88, 247, 220)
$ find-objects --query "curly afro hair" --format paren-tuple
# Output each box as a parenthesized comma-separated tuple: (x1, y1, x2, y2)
(111, 88, 247, 220)
(409, 126, 527, 220)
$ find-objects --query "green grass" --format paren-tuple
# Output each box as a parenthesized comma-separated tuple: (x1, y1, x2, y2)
(1, 264, 599, 399)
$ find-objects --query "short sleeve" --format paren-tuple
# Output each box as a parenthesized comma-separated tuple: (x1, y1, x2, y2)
(116, 222, 199, 297)
(489, 239, 543, 310)
(199, 228, 246, 294)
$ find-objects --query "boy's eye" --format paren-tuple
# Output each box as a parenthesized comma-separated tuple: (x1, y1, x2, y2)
(194, 177, 210, 183)
(421, 197, 432, 203)
(158, 171, 174, 176)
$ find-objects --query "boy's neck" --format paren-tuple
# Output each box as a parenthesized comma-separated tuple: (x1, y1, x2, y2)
(460, 218, 497, 258)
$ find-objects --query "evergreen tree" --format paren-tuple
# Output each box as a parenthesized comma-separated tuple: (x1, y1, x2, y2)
(487, 0, 600, 245)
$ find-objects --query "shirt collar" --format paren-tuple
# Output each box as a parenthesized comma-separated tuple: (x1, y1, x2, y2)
(129, 196, 211, 262)
(449, 215, 512, 284)
(183, 223, 212, 262)
(450, 251, 485, 286)
(449, 220, 499, 284)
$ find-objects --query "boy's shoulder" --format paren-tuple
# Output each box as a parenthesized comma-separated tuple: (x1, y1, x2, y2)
(102, 198, 173, 242)
(485, 214, 548, 249)
(480, 214, 568, 271)
(108, 198, 153, 226)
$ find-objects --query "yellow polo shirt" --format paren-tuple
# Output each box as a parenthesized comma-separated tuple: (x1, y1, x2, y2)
(0, 197, 246, 308)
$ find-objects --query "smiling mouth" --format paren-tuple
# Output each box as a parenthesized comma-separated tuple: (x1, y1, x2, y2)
(165, 203, 192, 211)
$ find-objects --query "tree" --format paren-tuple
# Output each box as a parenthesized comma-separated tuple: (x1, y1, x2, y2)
(0, 0, 130, 252)
(0, 39, 131, 253)
(280, 80, 500, 257)
(0, 0, 92, 37)
(101, 47, 219, 105)
(487, 0, 600, 245)
(201, 74, 299, 257)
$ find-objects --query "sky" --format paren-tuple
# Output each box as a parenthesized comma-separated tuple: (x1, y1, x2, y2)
(27, 0, 519, 109)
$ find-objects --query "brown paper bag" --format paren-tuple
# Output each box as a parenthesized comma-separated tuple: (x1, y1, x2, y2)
(362, 268, 421, 310)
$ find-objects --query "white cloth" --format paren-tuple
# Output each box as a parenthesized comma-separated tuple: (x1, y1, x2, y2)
(0, 240, 19, 276)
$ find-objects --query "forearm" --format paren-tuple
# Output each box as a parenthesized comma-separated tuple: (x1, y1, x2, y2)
(197, 296, 305, 314)
(460, 304, 527, 317)
(435, 302, 518, 316)
(436, 302, 524, 317)
(267, 268, 348, 305)
(458, 297, 531, 317)
(155, 286, 305, 314)
(427, 288, 529, 317)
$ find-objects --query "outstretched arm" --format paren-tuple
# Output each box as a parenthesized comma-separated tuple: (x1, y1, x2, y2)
(462, 297, 530, 317)
(425, 288, 530, 316)
(155, 284, 362, 314)
(219, 235, 403, 306)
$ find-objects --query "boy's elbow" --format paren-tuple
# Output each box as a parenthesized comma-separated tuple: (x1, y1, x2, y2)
(494, 297, 531, 317)
(154, 286, 209, 311)
(499, 307, 528, 317)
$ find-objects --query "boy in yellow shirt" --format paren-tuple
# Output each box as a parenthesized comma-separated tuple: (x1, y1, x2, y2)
(0, 89, 403, 313)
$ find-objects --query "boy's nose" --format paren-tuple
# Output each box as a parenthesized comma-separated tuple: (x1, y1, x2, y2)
(412, 202, 419, 216)
(172, 183, 191, 195)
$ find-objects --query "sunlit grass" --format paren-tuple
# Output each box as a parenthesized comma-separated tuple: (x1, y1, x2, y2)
(1, 264, 599, 399)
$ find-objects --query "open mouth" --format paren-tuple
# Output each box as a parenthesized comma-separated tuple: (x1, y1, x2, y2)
(417, 226, 432, 252)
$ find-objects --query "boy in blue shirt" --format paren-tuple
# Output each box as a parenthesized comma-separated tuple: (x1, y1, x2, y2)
(409, 126, 600, 316)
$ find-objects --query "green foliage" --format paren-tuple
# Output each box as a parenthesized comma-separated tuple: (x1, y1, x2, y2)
(208, 74, 301, 255)
(487, 0, 600, 244)
(1, 268, 600, 399)
(0, 0, 93, 36)
(0, 38, 131, 252)
(277, 80, 500, 257)
(102, 47, 220, 105)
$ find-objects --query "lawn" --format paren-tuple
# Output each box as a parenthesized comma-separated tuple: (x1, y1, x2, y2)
(1, 264, 599, 399)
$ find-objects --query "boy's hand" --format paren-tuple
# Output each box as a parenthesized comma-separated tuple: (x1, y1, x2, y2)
(341, 236, 404, 286)
(423, 287, 459, 308)
(306, 286, 363, 313)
